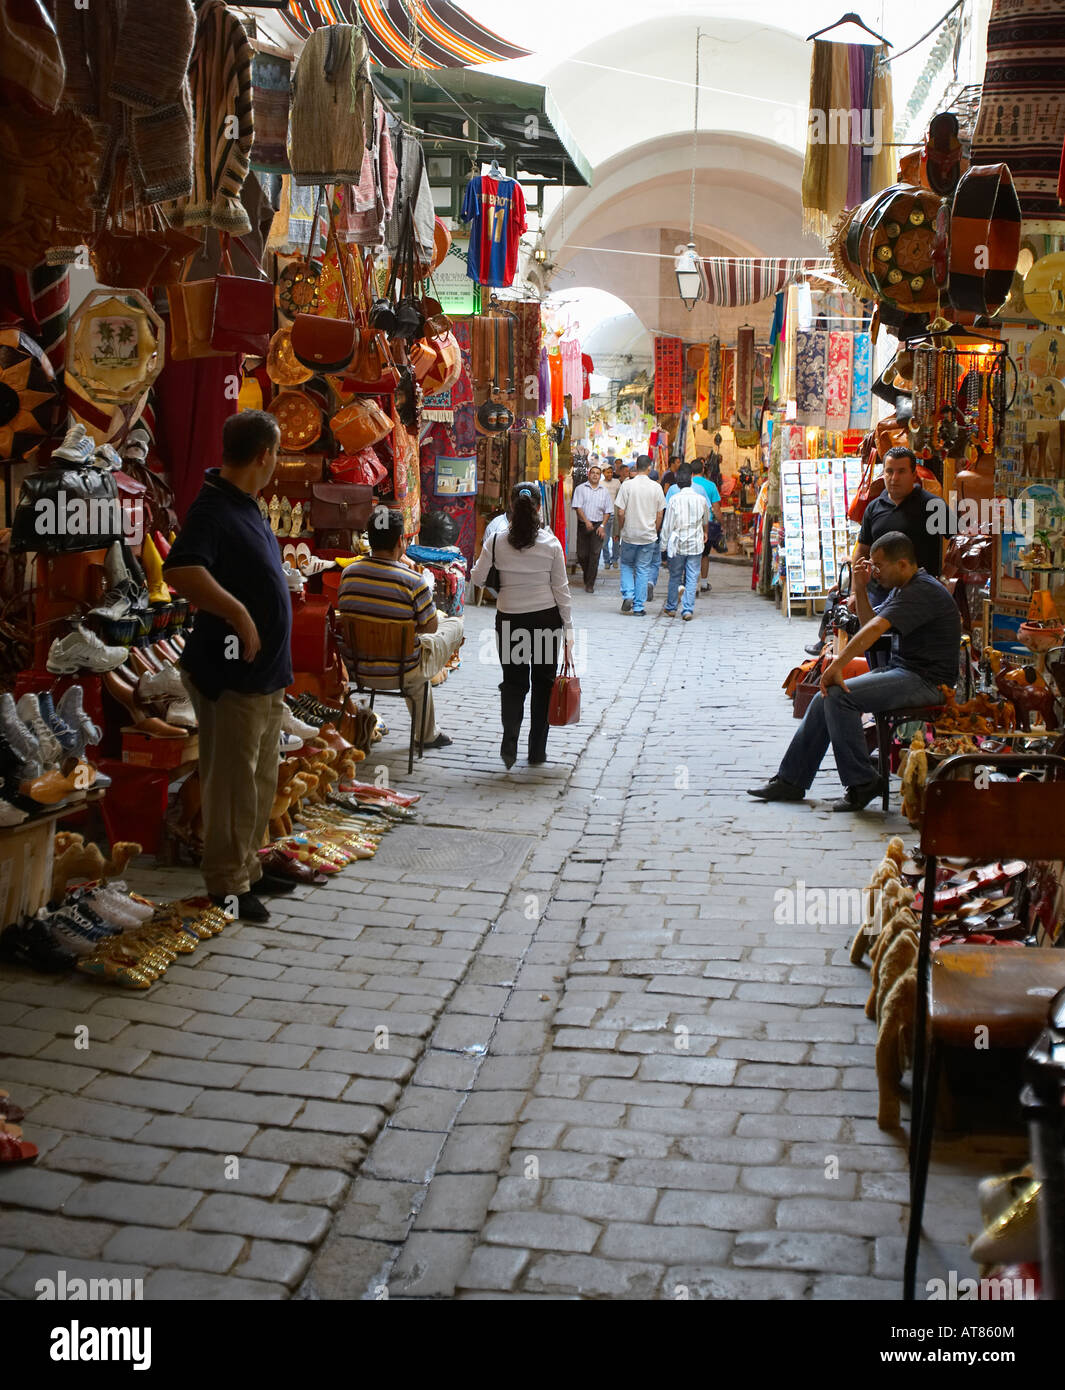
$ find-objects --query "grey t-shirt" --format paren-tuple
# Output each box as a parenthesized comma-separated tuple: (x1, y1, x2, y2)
(875, 570, 960, 689)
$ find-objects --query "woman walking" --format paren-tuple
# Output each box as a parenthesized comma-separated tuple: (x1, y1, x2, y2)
(471, 483, 574, 769)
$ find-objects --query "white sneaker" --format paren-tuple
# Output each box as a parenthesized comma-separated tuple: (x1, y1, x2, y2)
(47, 624, 130, 674)
(92, 443, 121, 472)
(280, 730, 305, 753)
(281, 562, 305, 594)
(52, 423, 95, 466)
(138, 667, 186, 703)
(298, 555, 336, 576)
(0, 799, 27, 827)
(160, 697, 196, 729)
(281, 705, 318, 741)
(15, 694, 62, 766)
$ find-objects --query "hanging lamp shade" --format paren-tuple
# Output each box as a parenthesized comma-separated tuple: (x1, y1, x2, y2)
(675, 244, 705, 311)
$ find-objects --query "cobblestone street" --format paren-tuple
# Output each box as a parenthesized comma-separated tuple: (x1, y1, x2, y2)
(0, 565, 1016, 1299)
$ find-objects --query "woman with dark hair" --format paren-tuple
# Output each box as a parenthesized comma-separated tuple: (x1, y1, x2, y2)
(471, 483, 574, 769)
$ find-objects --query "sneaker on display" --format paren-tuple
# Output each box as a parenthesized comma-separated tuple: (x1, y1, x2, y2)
(0, 799, 27, 827)
(281, 562, 305, 594)
(0, 693, 40, 764)
(299, 555, 336, 576)
(52, 423, 96, 466)
(280, 730, 305, 753)
(161, 697, 196, 729)
(281, 705, 319, 741)
(36, 691, 79, 755)
(55, 686, 103, 747)
(16, 694, 63, 766)
(47, 625, 131, 675)
(92, 443, 122, 472)
(138, 667, 187, 704)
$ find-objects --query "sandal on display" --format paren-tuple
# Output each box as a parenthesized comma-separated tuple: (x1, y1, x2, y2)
(0, 1133, 38, 1163)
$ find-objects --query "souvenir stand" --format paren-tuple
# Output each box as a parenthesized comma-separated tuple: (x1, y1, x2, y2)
(0, 0, 571, 1001)
(790, 17, 1065, 1292)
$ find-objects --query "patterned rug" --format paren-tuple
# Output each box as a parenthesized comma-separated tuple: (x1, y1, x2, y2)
(795, 329, 828, 428)
(971, 0, 1065, 230)
(825, 330, 853, 431)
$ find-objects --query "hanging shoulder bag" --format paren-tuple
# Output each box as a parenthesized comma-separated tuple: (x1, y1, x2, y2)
(548, 655, 581, 726)
(211, 234, 275, 357)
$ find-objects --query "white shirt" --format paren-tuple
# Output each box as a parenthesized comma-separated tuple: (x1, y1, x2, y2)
(615, 474, 666, 544)
(483, 513, 509, 543)
(663, 487, 710, 556)
(470, 526, 574, 636)
(572, 481, 613, 526)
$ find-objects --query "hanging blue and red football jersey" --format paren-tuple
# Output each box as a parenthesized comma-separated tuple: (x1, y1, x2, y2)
(461, 174, 528, 289)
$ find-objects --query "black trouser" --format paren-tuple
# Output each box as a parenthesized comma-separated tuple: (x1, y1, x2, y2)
(495, 606, 563, 762)
(575, 525, 603, 588)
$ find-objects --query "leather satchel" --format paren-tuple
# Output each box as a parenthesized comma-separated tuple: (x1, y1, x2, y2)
(310, 482, 374, 534)
(211, 235, 274, 357)
(291, 313, 358, 373)
(11, 465, 123, 553)
(329, 448, 389, 487)
(275, 453, 324, 485)
(167, 274, 226, 361)
(331, 399, 392, 453)
(548, 657, 581, 726)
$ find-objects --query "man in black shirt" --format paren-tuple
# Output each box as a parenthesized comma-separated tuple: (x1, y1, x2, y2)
(805, 446, 942, 658)
(164, 412, 293, 923)
(749, 532, 960, 811)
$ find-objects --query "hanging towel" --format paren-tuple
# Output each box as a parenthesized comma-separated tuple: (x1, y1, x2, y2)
(825, 330, 853, 430)
(850, 330, 873, 431)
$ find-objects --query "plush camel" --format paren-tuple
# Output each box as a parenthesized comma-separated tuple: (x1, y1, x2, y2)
(875, 927, 919, 1026)
(876, 968, 917, 1128)
(864, 889, 917, 1018)
(852, 853, 907, 964)
(900, 730, 929, 825)
(51, 833, 141, 902)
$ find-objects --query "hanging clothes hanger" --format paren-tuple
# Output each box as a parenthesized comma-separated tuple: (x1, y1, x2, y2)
(806, 12, 892, 46)
(488, 157, 503, 179)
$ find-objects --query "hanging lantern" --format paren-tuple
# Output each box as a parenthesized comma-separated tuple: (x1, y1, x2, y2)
(675, 244, 705, 311)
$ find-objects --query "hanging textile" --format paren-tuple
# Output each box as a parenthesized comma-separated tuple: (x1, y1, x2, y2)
(460, 174, 527, 288)
(795, 330, 828, 428)
(971, 0, 1065, 230)
(850, 330, 872, 431)
(289, 23, 373, 187)
(734, 327, 755, 435)
(511, 301, 543, 410)
(694, 351, 710, 420)
(720, 348, 736, 428)
(249, 48, 291, 175)
(801, 39, 894, 239)
(703, 257, 829, 308)
(706, 336, 721, 426)
(560, 338, 582, 402)
(825, 331, 853, 431)
(278, 2, 531, 69)
(654, 336, 683, 415)
(548, 351, 564, 423)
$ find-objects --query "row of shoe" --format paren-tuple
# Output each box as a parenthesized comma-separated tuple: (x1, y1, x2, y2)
(971, 1165, 1041, 1266)
(0, 689, 108, 820)
(262, 495, 310, 539)
(102, 635, 192, 739)
(52, 422, 122, 472)
(281, 541, 335, 578)
(0, 878, 155, 975)
(74, 897, 232, 989)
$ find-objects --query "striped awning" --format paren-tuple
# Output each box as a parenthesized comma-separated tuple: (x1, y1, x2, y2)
(269, 1, 530, 67)
(703, 258, 832, 308)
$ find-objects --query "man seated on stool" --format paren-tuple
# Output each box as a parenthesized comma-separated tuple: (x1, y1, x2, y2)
(748, 532, 960, 812)
(338, 508, 463, 751)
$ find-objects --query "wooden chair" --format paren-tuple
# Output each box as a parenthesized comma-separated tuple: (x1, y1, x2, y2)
(335, 613, 429, 776)
(873, 705, 945, 812)
(903, 752, 1065, 1300)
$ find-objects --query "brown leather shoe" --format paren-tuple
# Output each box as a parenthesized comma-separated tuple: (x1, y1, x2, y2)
(259, 846, 327, 885)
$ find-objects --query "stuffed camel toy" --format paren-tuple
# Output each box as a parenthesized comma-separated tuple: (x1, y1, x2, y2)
(51, 833, 140, 903)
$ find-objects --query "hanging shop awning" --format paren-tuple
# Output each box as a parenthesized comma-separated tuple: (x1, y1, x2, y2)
(372, 67, 592, 218)
(702, 258, 833, 308)
(239, 1, 530, 68)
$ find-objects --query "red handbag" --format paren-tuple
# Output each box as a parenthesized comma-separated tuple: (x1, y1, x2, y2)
(211, 235, 274, 357)
(548, 658, 581, 726)
(329, 448, 389, 487)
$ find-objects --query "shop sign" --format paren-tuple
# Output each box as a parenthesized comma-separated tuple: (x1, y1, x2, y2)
(434, 237, 480, 317)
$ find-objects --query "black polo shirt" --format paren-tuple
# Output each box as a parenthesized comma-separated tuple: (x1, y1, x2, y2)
(859, 485, 942, 604)
(163, 470, 292, 700)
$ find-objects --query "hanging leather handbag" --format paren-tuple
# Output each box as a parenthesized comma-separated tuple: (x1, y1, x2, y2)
(548, 656, 581, 726)
(394, 364, 420, 428)
(275, 453, 324, 485)
(345, 330, 397, 393)
(329, 448, 390, 487)
(211, 234, 275, 357)
(167, 271, 227, 361)
(11, 465, 123, 553)
(369, 296, 398, 334)
(310, 482, 375, 534)
(330, 399, 393, 453)
(290, 201, 361, 373)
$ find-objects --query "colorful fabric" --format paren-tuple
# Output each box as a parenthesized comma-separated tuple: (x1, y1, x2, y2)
(460, 174, 527, 288)
(850, 330, 872, 431)
(654, 336, 683, 414)
(703, 257, 830, 308)
(795, 329, 827, 428)
(249, 48, 290, 174)
(825, 330, 853, 430)
(561, 338, 582, 402)
(734, 326, 755, 433)
(548, 351, 564, 423)
(178, 0, 254, 232)
(973, 0, 1065, 230)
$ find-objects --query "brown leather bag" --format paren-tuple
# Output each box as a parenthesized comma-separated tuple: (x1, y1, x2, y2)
(291, 313, 358, 373)
(310, 482, 374, 533)
(331, 399, 392, 453)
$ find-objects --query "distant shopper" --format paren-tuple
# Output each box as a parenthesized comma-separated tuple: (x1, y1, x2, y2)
(601, 461, 622, 569)
(690, 459, 722, 593)
(661, 466, 709, 621)
(572, 462, 613, 593)
(615, 455, 665, 617)
(470, 483, 574, 769)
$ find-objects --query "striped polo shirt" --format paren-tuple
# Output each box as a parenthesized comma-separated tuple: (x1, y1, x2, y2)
(338, 557, 434, 679)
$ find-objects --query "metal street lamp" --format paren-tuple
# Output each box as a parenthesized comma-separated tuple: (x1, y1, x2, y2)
(675, 243, 704, 311)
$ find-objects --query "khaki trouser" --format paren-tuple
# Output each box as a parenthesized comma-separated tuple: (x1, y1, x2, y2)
(399, 615, 464, 741)
(183, 677, 285, 897)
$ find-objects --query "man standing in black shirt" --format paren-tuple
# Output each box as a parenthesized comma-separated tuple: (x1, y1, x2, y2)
(163, 412, 293, 923)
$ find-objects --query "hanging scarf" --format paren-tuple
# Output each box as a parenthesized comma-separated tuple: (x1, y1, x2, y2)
(654, 335, 683, 414)
(849, 330, 872, 431)
(795, 330, 827, 428)
(734, 326, 755, 433)
(825, 331, 853, 430)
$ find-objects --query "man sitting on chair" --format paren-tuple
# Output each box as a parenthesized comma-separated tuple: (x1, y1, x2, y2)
(748, 532, 960, 812)
(338, 508, 463, 751)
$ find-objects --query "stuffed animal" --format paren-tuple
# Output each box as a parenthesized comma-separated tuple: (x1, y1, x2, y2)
(864, 885, 916, 1017)
(852, 845, 907, 964)
(876, 967, 917, 1128)
(51, 833, 140, 902)
(900, 729, 929, 825)
(873, 923, 919, 1026)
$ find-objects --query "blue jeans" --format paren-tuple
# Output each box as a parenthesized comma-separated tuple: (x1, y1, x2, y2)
(666, 552, 701, 614)
(619, 540, 658, 611)
(778, 667, 943, 792)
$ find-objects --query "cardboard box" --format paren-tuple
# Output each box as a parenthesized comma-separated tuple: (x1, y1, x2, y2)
(121, 730, 196, 769)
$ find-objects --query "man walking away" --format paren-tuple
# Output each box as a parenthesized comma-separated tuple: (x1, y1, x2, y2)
(661, 466, 709, 620)
(615, 455, 665, 617)
(572, 462, 613, 593)
(690, 459, 722, 593)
